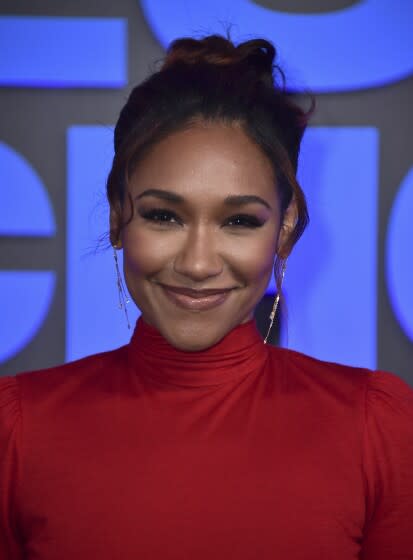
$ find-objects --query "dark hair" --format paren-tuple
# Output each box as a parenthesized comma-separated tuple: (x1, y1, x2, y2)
(107, 34, 313, 291)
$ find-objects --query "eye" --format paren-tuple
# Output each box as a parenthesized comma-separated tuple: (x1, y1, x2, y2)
(225, 214, 265, 228)
(139, 208, 182, 225)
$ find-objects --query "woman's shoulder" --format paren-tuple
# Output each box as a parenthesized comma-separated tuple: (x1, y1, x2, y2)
(268, 344, 413, 405)
(0, 343, 129, 410)
(268, 343, 372, 386)
(268, 346, 413, 476)
(363, 368, 413, 445)
(0, 375, 20, 435)
(0, 344, 132, 483)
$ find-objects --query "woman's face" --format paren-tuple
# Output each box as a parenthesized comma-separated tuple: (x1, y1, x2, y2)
(113, 121, 292, 351)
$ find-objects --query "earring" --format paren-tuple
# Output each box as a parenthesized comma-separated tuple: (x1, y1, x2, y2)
(263, 260, 287, 345)
(112, 244, 131, 329)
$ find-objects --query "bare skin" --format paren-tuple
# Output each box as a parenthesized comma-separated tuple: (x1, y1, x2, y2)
(111, 121, 296, 351)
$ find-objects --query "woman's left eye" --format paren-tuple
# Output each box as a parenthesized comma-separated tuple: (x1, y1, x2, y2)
(225, 214, 264, 228)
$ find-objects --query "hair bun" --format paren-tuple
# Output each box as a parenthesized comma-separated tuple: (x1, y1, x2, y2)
(161, 35, 276, 83)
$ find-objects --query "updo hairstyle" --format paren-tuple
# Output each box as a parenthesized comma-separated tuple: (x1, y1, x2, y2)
(107, 34, 313, 292)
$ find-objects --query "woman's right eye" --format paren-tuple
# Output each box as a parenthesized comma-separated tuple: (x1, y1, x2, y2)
(138, 208, 182, 225)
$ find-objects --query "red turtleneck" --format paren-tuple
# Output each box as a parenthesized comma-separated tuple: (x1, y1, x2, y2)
(1, 318, 413, 559)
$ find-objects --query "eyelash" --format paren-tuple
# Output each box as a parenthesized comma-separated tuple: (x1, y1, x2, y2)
(138, 208, 264, 229)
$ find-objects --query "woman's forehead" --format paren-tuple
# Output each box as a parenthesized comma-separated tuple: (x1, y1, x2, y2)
(129, 123, 278, 203)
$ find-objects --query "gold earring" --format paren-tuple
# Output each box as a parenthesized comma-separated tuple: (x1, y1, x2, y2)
(263, 260, 287, 345)
(112, 245, 131, 329)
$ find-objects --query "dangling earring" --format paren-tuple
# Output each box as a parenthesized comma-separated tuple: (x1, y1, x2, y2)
(263, 260, 287, 345)
(112, 244, 131, 329)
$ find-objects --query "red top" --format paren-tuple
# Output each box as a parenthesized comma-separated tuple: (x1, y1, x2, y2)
(1, 317, 413, 559)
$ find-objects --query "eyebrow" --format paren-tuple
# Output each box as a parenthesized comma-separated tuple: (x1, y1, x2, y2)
(135, 188, 272, 210)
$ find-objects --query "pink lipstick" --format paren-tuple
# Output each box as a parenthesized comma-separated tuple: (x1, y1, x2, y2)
(160, 285, 232, 311)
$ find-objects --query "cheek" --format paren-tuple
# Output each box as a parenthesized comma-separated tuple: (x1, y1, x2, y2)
(225, 230, 278, 282)
(122, 227, 177, 276)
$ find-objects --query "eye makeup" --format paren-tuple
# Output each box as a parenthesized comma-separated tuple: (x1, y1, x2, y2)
(138, 207, 182, 225)
(137, 206, 266, 229)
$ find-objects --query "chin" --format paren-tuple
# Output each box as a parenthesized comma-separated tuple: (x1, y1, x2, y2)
(159, 319, 232, 352)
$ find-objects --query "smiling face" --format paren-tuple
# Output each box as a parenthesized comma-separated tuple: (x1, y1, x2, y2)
(111, 121, 295, 351)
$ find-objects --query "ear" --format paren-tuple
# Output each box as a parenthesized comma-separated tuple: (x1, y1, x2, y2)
(277, 200, 298, 259)
(109, 205, 122, 249)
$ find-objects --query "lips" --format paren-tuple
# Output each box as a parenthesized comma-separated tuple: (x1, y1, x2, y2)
(159, 284, 233, 311)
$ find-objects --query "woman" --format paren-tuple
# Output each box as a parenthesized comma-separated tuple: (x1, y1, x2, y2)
(1, 35, 412, 559)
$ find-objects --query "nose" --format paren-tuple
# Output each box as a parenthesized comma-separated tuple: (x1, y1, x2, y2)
(173, 225, 223, 282)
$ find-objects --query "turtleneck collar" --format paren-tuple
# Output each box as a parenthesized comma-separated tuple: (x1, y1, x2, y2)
(127, 316, 269, 388)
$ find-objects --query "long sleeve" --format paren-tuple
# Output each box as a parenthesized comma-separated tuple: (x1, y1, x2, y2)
(0, 376, 24, 560)
(361, 370, 413, 559)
